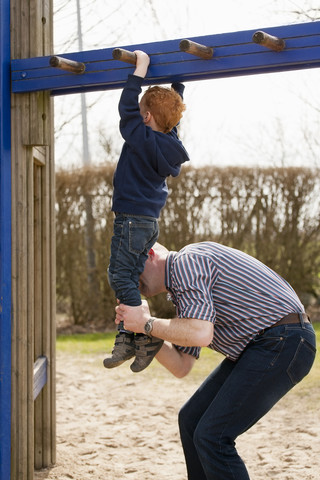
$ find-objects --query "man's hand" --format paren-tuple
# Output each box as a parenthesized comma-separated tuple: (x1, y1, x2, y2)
(116, 300, 213, 347)
(115, 299, 151, 333)
(133, 50, 150, 78)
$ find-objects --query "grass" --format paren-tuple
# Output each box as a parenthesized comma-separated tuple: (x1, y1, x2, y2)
(56, 323, 320, 384)
(57, 331, 116, 355)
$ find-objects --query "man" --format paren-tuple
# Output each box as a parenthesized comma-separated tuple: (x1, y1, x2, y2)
(115, 241, 316, 480)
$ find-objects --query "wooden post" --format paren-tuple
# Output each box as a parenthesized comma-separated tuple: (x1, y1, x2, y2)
(179, 39, 214, 59)
(112, 48, 137, 65)
(10, 0, 56, 478)
(252, 30, 285, 51)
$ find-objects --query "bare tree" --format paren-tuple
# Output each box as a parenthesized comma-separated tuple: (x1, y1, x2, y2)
(290, 2, 320, 21)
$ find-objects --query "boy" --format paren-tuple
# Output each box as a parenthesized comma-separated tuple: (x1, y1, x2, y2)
(103, 50, 189, 373)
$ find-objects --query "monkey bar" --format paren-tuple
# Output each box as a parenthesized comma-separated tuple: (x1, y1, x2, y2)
(112, 48, 137, 65)
(49, 56, 86, 74)
(179, 39, 214, 59)
(252, 31, 286, 51)
(11, 21, 320, 97)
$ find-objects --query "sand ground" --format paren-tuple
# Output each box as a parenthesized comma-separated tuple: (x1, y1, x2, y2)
(34, 350, 320, 480)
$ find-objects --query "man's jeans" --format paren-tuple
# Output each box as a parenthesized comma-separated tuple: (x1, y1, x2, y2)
(108, 213, 159, 306)
(178, 319, 316, 480)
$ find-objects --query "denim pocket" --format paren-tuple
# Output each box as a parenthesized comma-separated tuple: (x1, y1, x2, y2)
(287, 337, 316, 385)
(128, 221, 158, 255)
(113, 220, 123, 236)
(252, 334, 286, 367)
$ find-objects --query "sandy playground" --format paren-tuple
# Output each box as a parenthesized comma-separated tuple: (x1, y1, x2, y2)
(34, 347, 320, 480)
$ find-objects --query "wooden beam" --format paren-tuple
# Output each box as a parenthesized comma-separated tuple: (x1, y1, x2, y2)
(11, 21, 320, 96)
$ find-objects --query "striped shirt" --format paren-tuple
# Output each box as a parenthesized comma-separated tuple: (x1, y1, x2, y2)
(165, 242, 304, 361)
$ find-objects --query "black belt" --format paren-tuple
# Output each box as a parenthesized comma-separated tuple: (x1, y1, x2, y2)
(271, 312, 310, 328)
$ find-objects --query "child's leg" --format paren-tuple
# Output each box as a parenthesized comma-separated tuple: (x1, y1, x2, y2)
(108, 215, 145, 307)
(125, 216, 163, 372)
(104, 214, 159, 369)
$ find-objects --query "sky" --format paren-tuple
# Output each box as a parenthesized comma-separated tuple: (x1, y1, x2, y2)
(53, 0, 320, 170)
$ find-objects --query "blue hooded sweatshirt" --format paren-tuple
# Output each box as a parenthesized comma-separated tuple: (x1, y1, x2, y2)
(111, 74, 190, 218)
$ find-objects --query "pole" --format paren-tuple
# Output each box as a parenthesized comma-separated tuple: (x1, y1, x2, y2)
(0, 0, 12, 478)
(76, 0, 98, 319)
(76, 0, 90, 167)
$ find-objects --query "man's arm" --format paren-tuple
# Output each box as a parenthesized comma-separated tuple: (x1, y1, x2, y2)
(156, 341, 196, 378)
(151, 316, 213, 347)
(115, 300, 213, 347)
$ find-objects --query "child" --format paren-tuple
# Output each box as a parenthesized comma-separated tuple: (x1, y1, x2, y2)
(104, 50, 189, 373)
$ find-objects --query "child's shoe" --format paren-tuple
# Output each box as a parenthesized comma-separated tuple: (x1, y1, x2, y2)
(103, 332, 135, 368)
(130, 335, 164, 373)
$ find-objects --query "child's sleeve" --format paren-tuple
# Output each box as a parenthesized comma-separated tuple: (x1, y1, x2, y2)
(169, 83, 185, 133)
(171, 82, 185, 99)
(118, 75, 147, 145)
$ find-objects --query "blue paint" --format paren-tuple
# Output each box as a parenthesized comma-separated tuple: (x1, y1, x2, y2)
(11, 21, 320, 96)
(0, 0, 11, 478)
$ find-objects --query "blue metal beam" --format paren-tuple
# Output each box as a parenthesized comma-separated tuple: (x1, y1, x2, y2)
(11, 21, 320, 96)
(0, 1, 11, 479)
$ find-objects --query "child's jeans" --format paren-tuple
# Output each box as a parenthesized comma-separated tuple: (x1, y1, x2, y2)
(108, 213, 159, 306)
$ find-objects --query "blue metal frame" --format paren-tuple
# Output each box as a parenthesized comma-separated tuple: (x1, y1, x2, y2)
(2, 14, 320, 480)
(0, 1, 11, 479)
(11, 21, 320, 96)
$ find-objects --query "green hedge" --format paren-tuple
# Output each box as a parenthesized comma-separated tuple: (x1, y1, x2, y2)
(56, 165, 320, 327)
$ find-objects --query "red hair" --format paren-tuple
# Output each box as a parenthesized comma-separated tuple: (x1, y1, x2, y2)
(141, 86, 186, 133)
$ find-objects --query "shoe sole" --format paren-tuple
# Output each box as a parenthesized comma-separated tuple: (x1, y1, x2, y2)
(103, 355, 134, 369)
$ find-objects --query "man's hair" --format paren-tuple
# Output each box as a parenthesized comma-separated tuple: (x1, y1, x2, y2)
(141, 86, 186, 134)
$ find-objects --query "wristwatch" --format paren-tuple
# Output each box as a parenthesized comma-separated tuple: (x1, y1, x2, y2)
(144, 317, 155, 337)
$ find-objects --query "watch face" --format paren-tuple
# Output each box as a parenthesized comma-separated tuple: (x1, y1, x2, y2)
(145, 319, 153, 335)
